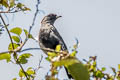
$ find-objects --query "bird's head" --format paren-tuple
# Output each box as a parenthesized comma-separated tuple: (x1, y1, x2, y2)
(41, 13, 62, 25)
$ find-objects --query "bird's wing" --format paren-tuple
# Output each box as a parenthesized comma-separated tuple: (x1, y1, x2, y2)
(50, 25, 68, 51)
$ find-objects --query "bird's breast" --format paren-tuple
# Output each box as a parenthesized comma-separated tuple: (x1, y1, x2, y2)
(39, 32, 59, 49)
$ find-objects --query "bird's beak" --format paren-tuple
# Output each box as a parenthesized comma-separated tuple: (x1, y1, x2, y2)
(56, 16, 62, 19)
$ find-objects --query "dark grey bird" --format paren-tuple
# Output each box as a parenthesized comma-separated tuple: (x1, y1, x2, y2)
(38, 13, 73, 79)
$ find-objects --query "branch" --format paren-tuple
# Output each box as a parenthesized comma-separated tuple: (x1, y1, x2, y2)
(0, 14, 29, 80)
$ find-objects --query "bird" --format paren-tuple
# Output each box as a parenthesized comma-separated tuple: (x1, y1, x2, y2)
(38, 13, 73, 79)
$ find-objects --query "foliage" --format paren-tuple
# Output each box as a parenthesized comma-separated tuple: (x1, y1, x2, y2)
(46, 45, 89, 80)
(0, 0, 30, 13)
(84, 56, 120, 80)
(0, 0, 120, 80)
(0, 53, 11, 62)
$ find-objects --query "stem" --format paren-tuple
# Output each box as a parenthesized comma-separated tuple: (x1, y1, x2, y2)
(0, 14, 14, 49)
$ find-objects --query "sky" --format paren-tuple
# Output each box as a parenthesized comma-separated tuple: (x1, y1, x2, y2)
(0, 0, 120, 79)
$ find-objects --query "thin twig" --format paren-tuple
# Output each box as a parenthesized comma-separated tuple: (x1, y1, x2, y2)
(0, 47, 40, 54)
(0, 47, 68, 55)
(38, 55, 43, 68)
(21, 48, 41, 53)
(0, 50, 14, 54)
(29, 0, 41, 34)
(0, 6, 22, 13)
(34, 55, 43, 72)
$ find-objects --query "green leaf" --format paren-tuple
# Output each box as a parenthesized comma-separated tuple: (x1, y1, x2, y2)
(118, 64, 120, 70)
(10, 0, 15, 8)
(96, 70, 104, 78)
(53, 57, 78, 66)
(53, 57, 89, 80)
(12, 36, 20, 43)
(23, 29, 34, 39)
(93, 61, 96, 67)
(28, 34, 34, 39)
(55, 45, 61, 52)
(18, 53, 33, 64)
(102, 67, 106, 71)
(45, 57, 51, 61)
(8, 43, 19, 50)
(10, 27, 22, 36)
(70, 51, 77, 57)
(26, 67, 35, 75)
(68, 63, 89, 80)
(1, 0, 9, 8)
(90, 65, 96, 71)
(48, 52, 57, 57)
(0, 53, 11, 62)
(73, 44, 77, 49)
(17, 3, 24, 9)
(23, 7, 31, 11)
(111, 67, 116, 75)
(23, 29, 28, 36)
(47, 52, 57, 61)
(16, 3, 30, 11)
(19, 69, 25, 77)
(12, 78, 17, 80)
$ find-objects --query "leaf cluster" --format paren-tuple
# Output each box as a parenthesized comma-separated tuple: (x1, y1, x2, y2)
(0, 0, 30, 13)
(0, 27, 36, 80)
(84, 56, 120, 80)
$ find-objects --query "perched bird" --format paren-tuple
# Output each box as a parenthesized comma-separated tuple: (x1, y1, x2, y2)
(38, 13, 73, 79)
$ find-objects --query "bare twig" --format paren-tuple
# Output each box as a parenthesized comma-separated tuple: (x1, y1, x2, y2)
(29, 0, 41, 34)
(34, 55, 43, 72)
(38, 55, 43, 68)
(0, 50, 14, 54)
(0, 6, 22, 14)
(0, 47, 68, 55)
(0, 10, 22, 13)
(0, 48, 40, 54)
(20, 48, 40, 52)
